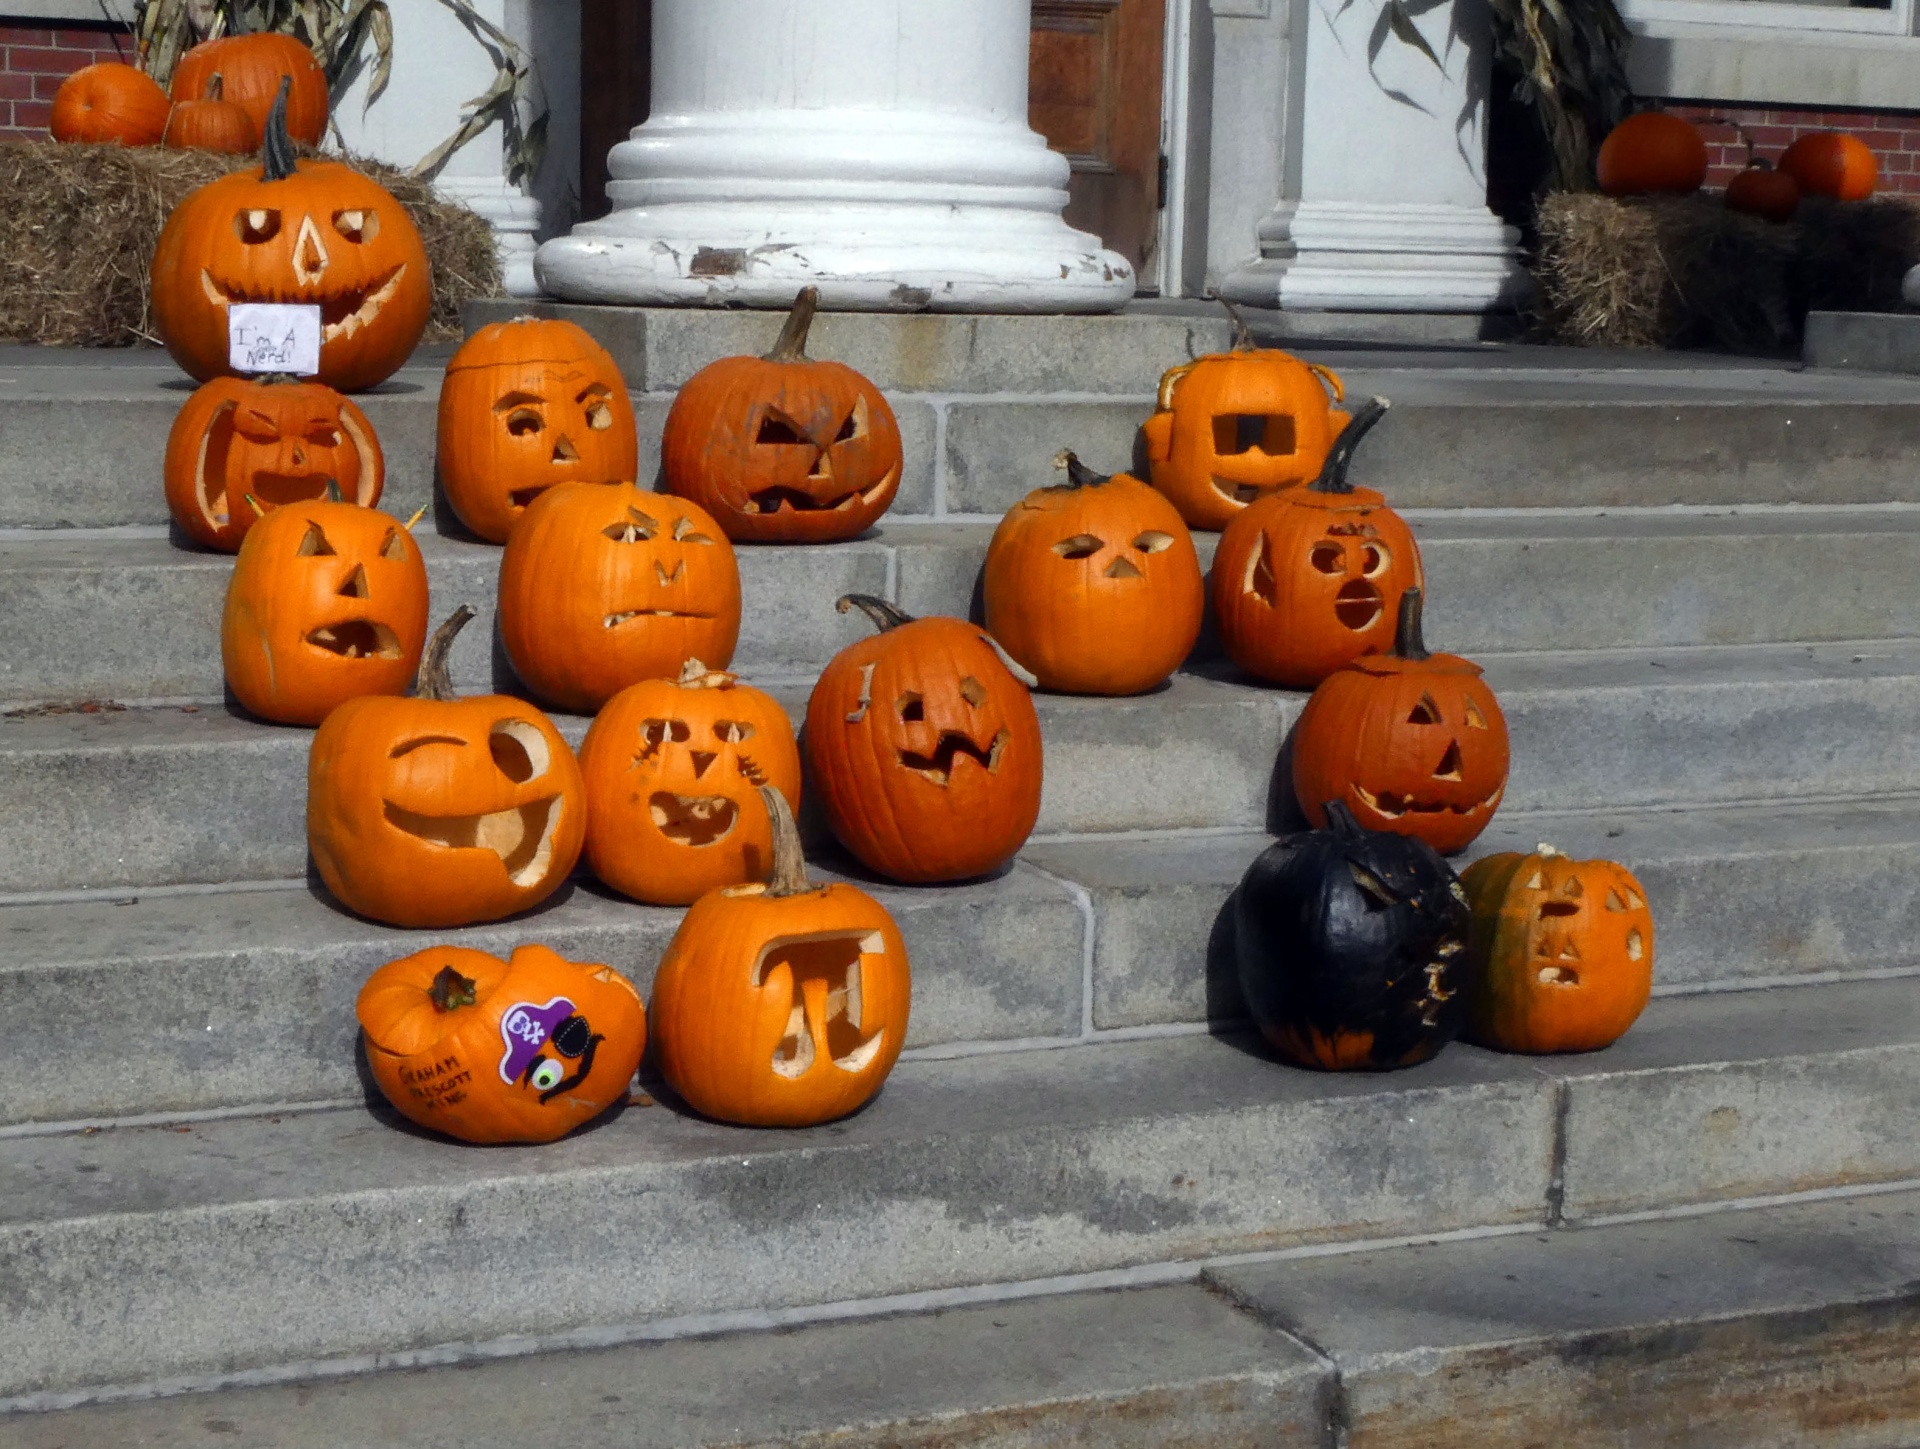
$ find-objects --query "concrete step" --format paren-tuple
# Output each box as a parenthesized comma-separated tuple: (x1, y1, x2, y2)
(5, 797, 1915, 1128)
(16, 1186, 1919, 1445)
(0, 976, 1913, 1407)
(4, 640, 1920, 893)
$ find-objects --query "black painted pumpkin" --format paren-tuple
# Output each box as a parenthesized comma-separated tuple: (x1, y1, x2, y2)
(1233, 800, 1471, 1070)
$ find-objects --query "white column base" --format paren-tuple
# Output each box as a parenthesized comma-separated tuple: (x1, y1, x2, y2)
(436, 177, 544, 299)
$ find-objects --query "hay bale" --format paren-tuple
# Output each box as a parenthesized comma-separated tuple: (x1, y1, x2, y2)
(0, 140, 501, 349)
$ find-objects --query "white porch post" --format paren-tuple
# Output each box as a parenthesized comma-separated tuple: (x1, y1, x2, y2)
(534, 0, 1136, 312)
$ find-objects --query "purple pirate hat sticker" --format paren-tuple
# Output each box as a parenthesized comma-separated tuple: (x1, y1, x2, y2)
(498, 996, 577, 1084)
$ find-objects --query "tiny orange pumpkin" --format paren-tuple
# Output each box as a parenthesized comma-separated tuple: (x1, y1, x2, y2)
(162, 72, 258, 154)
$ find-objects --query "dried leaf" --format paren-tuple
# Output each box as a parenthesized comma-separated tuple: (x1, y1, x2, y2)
(1384, 0, 1444, 71)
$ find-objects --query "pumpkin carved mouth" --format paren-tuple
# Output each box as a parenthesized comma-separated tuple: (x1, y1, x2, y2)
(603, 607, 715, 628)
(306, 620, 402, 659)
(383, 795, 561, 885)
(1352, 782, 1503, 819)
(748, 467, 900, 517)
(1334, 580, 1383, 630)
(1211, 476, 1280, 506)
(199, 264, 406, 343)
(897, 728, 1009, 787)
(750, 931, 891, 1078)
(648, 792, 738, 846)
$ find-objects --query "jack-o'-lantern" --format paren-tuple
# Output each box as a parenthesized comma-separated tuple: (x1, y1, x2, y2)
(983, 450, 1202, 695)
(50, 61, 171, 145)
(662, 287, 903, 544)
(1462, 845, 1654, 1054)
(1211, 398, 1421, 688)
(1140, 300, 1350, 532)
(164, 373, 384, 551)
(805, 595, 1043, 883)
(163, 72, 258, 154)
(358, 942, 646, 1144)
(1293, 589, 1508, 855)
(150, 81, 431, 392)
(651, 786, 909, 1127)
(171, 32, 329, 148)
(497, 483, 741, 714)
(437, 317, 639, 543)
(309, 605, 587, 928)
(579, 660, 803, 905)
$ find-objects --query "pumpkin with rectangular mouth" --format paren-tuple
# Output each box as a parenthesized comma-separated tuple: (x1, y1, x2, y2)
(309, 605, 586, 927)
(651, 786, 909, 1127)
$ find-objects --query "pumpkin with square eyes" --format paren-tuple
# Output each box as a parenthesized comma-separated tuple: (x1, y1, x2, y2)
(1213, 398, 1422, 687)
(662, 288, 903, 544)
(308, 606, 586, 928)
(497, 483, 741, 714)
(164, 374, 384, 551)
(983, 451, 1203, 695)
(222, 497, 428, 726)
(1462, 845, 1654, 1054)
(437, 318, 639, 543)
(805, 595, 1043, 884)
(1293, 589, 1509, 855)
(580, 660, 803, 905)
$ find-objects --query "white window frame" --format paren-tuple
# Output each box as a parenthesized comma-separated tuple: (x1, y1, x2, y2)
(1618, 0, 1916, 37)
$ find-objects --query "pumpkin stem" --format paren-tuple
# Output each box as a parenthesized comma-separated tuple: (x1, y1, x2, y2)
(766, 287, 820, 363)
(1051, 449, 1109, 488)
(414, 604, 474, 701)
(324, 477, 344, 504)
(759, 785, 814, 898)
(205, 71, 224, 101)
(1324, 800, 1363, 837)
(836, 593, 915, 635)
(1393, 588, 1431, 662)
(261, 75, 296, 182)
(428, 965, 478, 1012)
(1210, 290, 1256, 351)
(1306, 396, 1391, 495)
(243, 493, 266, 518)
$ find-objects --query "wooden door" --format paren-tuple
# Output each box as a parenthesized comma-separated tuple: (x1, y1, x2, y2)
(1029, 0, 1167, 283)
(579, 0, 651, 222)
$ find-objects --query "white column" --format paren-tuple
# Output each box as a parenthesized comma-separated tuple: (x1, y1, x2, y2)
(1218, 0, 1524, 313)
(535, 0, 1136, 312)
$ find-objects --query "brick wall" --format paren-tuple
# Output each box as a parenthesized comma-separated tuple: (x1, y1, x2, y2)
(1663, 101, 1920, 197)
(0, 21, 134, 142)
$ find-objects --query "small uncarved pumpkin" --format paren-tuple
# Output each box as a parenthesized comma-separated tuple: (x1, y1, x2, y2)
(1597, 113, 1708, 196)
(50, 62, 171, 145)
(651, 786, 910, 1127)
(171, 32, 328, 147)
(358, 943, 646, 1144)
(1462, 845, 1653, 1054)
(983, 450, 1203, 695)
(662, 288, 903, 543)
(580, 660, 803, 905)
(163, 72, 258, 154)
(1779, 131, 1877, 202)
(1725, 160, 1799, 223)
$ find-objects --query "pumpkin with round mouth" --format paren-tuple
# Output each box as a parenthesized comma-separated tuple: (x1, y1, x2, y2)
(170, 31, 329, 148)
(497, 483, 741, 714)
(1140, 300, 1350, 532)
(651, 786, 909, 1127)
(1292, 589, 1509, 855)
(983, 450, 1202, 696)
(358, 942, 646, 1144)
(580, 660, 803, 905)
(661, 287, 903, 544)
(1211, 397, 1420, 688)
(437, 317, 639, 544)
(50, 62, 171, 145)
(309, 606, 587, 928)
(163, 72, 258, 154)
(164, 373, 384, 551)
(222, 494, 428, 726)
(1462, 845, 1654, 1054)
(805, 595, 1043, 883)
(150, 81, 431, 393)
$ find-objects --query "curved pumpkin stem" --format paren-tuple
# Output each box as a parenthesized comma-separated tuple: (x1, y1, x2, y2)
(836, 593, 915, 635)
(429, 964, 478, 1012)
(1051, 450, 1108, 489)
(759, 785, 814, 898)
(766, 287, 820, 363)
(1393, 588, 1431, 662)
(324, 477, 344, 504)
(205, 71, 225, 101)
(261, 75, 296, 182)
(1307, 396, 1391, 495)
(1324, 799, 1363, 837)
(1210, 290, 1255, 352)
(414, 604, 474, 702)
(677, 657, 737, 689)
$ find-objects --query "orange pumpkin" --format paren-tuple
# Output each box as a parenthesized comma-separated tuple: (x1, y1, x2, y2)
(1211, 397, 1421, 688)
(1725, 160, 1799, 223)
(163, 71, 257, 154)
(171, 32, 328, 148)
(497, 483, 742, 714)
(1292, 589, 1509, 855)
(661, 287, 903, 544)
(164, 373, 384, 551)
(358, 942, 646, 1144)
(436, 317, 639, 544)
(1596, 112, 1707, 196)
(221, 495, 428, 726)
(1140, 301, 1350, 532)
(983, 450, 1202, 695)
(1779, 131, 1877, 202)
(651, 786, 909, 1127)
(308, 606, 587, 928)
(150, 82, 431, 392)
(579, 660, 803, 905)
(1462, 845, 1654, 1054)
(49, 61, 171, 145)
(805, 595, 1043, 884)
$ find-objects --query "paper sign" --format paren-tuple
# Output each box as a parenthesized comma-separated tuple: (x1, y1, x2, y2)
(229, 303, 322, 376)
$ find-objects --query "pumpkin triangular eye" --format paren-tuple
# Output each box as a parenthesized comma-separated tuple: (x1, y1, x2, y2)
(834, 396, 867, 443)
(1561, 875, 1584, 899)
(756, 412, 805, 444)
(672, 514, 714, 544)
(1246, 535, 1279, 605)
(1348, 861, 1398, 909)
(1053, 534, 1104, 560)
(1133, 532, 1174, 555)
(380, 529, 406, 560)
(1463, 699, 1490, 730)
(1406, 694, 1441, 726)
(297, 522, 336, 557)
(1524, 870, 1545, 889)
(959, 677, 988, 707)
(604, 508, 658, 543)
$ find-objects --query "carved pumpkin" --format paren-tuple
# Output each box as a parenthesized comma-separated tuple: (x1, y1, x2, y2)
(983, 451, 1203, 696)
(358, 942, 646, 1144)
(806, 596, 1043, 884)
(50, 62, 171, 145)
(437, 317, 639, 544)
(308, 606, 587, 928)
(651, 786, 909, 1127)
(150, 82, 431, 392)
(662, 287, 903, 544)
(1596, 112, 1707, 196)
(1211, 398, 1421, 688)
(171, 32, 329, 148)
(1462, 845, 1653, 1055)
(164, 373, 383, 551)
(1140, 302, 1350, 532)
(1780, 131, 1877, 202)
(163, 72, 257, 154)
(1292, 589, 1509, 855)
(1235, 800, 1471, 1071)
(497, 483, 741, 714)
(579, 660, 803, 906)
